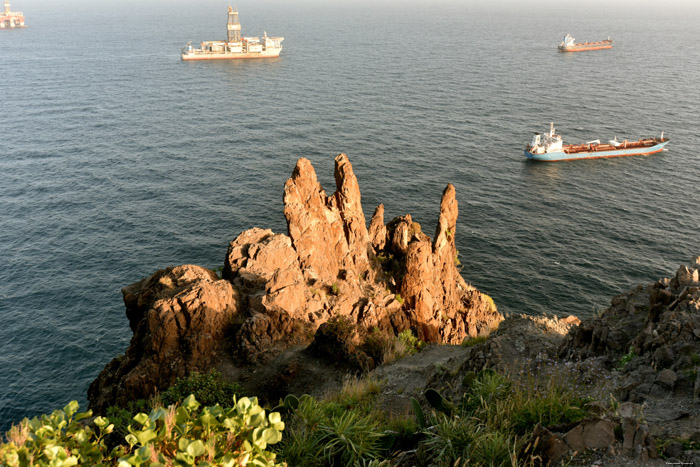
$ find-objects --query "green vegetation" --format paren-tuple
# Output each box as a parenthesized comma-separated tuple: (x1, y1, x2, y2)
(617, 347, 637, 370)
(0, 395, 284, 467)
(274, 375, 412, 467)
(690, 353, 700, 366)
(374, 252, 405, 289)
(160, 370, 242, 408)
(462, 335, 488, 347)
(361, 328, 424, 365)
(417, 369, 591, 466)
(482, 293, 497, 315)
(330, 282, 339, 296)
(394, 293, 404, 305)
(657, 437, 700, 458)
(1, 365, 595, 466)
(397, 329, 423, 355)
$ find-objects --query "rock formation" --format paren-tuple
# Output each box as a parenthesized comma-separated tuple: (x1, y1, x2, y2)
(88, 153, 502, 412)
(88, 265, 240, 411)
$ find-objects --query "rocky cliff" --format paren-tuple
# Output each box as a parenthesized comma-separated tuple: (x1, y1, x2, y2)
(88, 154, 502, 412)
(404, 256, 700, 466)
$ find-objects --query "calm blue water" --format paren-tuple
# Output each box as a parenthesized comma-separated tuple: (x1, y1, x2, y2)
(1, 0, 699, 430)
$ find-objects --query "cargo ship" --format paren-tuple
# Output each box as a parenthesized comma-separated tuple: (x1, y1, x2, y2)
(1, 1, 26, 28)
(181, 6, 283, 61)
(524, 123, 669, 162)
(558, 34, 612, 52)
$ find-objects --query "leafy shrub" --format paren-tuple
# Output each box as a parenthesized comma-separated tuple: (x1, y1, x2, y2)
(1, 396, 285, 467)
(105, 398, 152, 448)
(118, 394, 285, 466)
(361, 328, 394, 365)
(397, 329, 422, 354)
(160, 370, 242, 408)
(322, 315, 356, 341)
(0, 401, 114, 467)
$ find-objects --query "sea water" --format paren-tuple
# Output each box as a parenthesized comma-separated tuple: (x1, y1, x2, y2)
(1, 0, 699, 430)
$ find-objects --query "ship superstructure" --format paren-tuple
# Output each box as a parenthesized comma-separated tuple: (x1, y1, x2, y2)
(524, 123, 669, 162)
(558, 34, 612, 52)
(1, 1, 26, 28)
(181, 6, 284, 61)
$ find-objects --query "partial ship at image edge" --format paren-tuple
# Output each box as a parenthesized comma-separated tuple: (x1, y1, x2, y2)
(181, 6, 283, 61)
(1, 1, 26, 29)
(558, 33, 612, 52)
(524, 123, 669, 162)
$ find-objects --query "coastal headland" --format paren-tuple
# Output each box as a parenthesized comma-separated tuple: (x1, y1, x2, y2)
(19, 155, 700, 465)
(87, 153, 503, 412)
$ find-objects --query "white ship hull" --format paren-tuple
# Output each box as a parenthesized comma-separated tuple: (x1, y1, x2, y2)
(181, 48, 282, 61)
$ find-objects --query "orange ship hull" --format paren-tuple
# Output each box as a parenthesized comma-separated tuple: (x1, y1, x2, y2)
(559, 40, 612, 52)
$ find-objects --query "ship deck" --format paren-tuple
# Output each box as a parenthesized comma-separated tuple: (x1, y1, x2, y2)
(562, 137, 666, 154)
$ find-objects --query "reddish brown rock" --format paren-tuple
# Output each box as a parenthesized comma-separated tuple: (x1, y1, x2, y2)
(89, 154, 503, 410)
(224, 228, 308, 319)
(368, 204, 387, 252)
(392, 184, 503, 343)
(88, 265, 240, 412)
(283, 154, 370, 285)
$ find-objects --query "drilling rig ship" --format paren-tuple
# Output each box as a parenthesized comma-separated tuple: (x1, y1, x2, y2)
(1, 1, 26, 28)
(181, 6, 283, 60)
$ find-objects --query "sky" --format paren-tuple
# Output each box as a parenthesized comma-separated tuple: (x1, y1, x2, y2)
(11, 0, 700, 10)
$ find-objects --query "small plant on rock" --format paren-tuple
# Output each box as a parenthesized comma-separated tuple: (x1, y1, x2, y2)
(461, 335, 488, 347)
(617, 347, 637, 370)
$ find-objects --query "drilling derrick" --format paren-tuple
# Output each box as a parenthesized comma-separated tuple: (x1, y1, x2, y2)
(1, 0, 27, 28)
(227, 6, 241, 43)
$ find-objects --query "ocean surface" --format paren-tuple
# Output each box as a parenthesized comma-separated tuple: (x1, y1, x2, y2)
(1, 0, 699, 430)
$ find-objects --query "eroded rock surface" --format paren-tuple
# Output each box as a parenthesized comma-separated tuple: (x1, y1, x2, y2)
(88, 265, 240, 412)
(89, 154, 501, 411)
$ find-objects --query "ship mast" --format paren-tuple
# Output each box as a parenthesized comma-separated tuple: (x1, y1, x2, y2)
(4, 1, 11, 16)
(227, 5, 241, 43)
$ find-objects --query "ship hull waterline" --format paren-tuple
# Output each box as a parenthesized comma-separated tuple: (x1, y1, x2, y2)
(181, 52, 281, 61)
(524, 141, 669, 162)
(559, 44, 612, 52)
